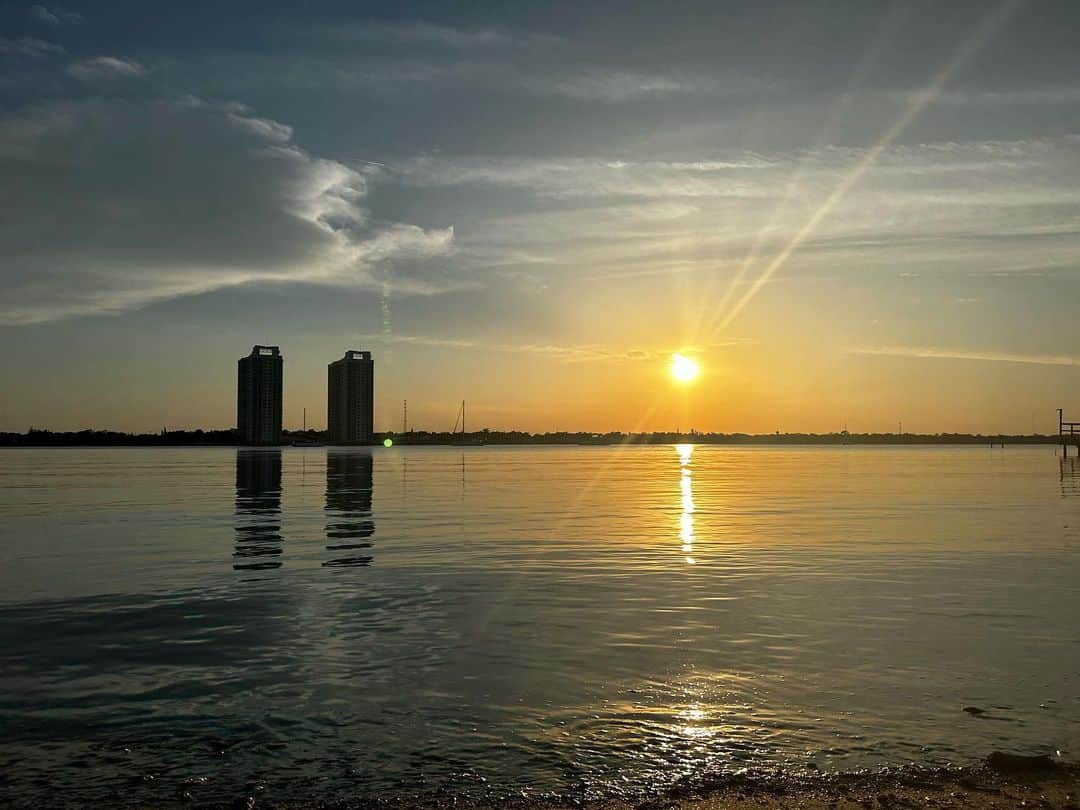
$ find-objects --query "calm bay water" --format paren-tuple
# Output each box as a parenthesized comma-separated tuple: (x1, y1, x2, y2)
(1, 445, 1078, 806)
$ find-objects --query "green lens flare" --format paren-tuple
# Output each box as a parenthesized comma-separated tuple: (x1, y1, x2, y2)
(383, 438, 393, 448)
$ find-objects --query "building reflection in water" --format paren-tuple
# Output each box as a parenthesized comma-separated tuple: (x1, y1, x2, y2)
(677, 444, 695, 564)
(234, 449, 284, 570)
(325, 451, 375, 568)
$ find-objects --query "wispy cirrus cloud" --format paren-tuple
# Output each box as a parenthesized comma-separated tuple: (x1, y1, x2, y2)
(396, 155, 776, 199)
(899, 85, 1080, 107)
(386, 133, 1080, 292)
(316, 20, 558, 49)
(284, 60, 720, 102)
(851, 346, 1080, 367)
(0, 36, 64, 59)
(522, 71, 761, 102)
(29, 4, 83, 25)
(352, 333, 752, 363)
(398, 137, 1080, 200)
(67, 56, 146, 80)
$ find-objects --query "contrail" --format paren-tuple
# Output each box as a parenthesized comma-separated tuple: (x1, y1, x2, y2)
(852, 346, 1080, 367)
(711, 0, 1023, 337)
(379, 279, 393, 363)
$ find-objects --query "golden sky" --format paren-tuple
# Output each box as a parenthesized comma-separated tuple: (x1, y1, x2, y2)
(1, 0, 1079, 433)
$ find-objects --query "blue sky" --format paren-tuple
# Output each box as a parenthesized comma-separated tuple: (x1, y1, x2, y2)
(2, 0, 1079, 433)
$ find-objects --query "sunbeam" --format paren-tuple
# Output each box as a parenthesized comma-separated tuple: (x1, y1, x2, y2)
(708, 0, 1024, 338)
(693, 0, 913, 344)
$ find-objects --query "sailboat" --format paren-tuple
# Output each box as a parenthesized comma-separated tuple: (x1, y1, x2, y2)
(452, 400, 483, 446)
(292, 407, 325, 447)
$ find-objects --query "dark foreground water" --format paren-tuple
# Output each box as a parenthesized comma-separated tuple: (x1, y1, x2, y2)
(1, 445, 1078, 806)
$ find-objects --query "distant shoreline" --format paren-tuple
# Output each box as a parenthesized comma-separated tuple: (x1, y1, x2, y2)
(1, 428, 1076, 448)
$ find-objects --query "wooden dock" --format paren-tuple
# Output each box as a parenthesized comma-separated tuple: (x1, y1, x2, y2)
(1059, 408, 1080, 456)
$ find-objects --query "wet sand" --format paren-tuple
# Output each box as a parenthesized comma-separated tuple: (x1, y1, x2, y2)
(201, 757, 1079, 810)
(645, 762, 1080, 810)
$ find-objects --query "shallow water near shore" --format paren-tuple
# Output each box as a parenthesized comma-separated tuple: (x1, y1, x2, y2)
(1, 445, 1078, 807)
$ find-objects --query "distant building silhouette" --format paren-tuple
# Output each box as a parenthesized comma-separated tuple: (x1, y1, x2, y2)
(327, 350, 374, 445)
(234, 449, 283, 570)
(237, 345, 283, 445)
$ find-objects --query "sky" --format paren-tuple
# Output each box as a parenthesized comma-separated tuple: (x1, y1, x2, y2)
(2, 0, 1079, 434)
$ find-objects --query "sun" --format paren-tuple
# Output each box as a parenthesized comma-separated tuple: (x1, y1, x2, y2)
(671, 353, 700, 383)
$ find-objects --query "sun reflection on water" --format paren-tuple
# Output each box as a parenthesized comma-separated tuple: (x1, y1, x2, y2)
(677, 444, 695, 562)
(678, 704, 712, 737)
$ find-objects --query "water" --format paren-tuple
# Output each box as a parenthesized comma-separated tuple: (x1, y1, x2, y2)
(1, 445, 1078, 806)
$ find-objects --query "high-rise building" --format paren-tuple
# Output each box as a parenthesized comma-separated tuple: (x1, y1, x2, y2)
(237, 345, 283, 445)
(328, 350, 374, 445)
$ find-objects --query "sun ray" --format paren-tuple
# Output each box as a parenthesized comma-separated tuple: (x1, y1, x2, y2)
(691, 3, 914, 346)
(709, 0, 1023, 338)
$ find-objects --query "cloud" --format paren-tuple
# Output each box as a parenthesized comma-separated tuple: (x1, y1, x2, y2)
(314, 20, 561, 50)
(355, 223, 455, 262)
(67, 56, 146, 80)
(377, 21, 509, 47)
(351, 333, 752, 363)
(221, 32, 722, 103)
(323, 21, 509, 48)
(398, 156, 775, 199)
(903, 86, 1080, 107)
(0, 36, 64, 59)
(521, 71, 772, 102)
(400, 137, 1080, 201)
(529, 71, 692, 102)
(0, 98, 454, 325)
(29, 4, 83, 25)
(387, 133, 1080, 292)
(850, 346, 1080, 367)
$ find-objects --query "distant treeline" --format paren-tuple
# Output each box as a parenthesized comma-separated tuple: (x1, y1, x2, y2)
(386, 430, 1064, 446)
(397, 431, 1068, 446)
(0, 427, 1069, 447)
(1, 428, 244, 446)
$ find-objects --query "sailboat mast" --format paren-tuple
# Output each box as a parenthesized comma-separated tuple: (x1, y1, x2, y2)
(462, 400, 465, 435)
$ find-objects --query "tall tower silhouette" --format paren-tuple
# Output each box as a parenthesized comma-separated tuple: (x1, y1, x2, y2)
(237, 345, 283, 445)
(327, 350, 374, 445)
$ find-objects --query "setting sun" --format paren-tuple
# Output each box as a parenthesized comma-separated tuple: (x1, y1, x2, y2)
(671, 353, 700, 383)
